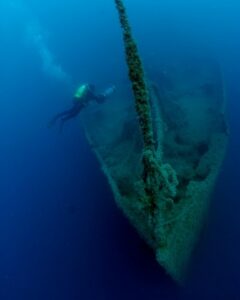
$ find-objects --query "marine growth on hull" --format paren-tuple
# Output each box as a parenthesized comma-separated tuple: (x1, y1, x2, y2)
(81, 60, 228, 281)
(81, 1, 228, 282)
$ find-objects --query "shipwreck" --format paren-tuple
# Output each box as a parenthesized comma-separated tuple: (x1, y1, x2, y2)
(81, 0, 228, 282)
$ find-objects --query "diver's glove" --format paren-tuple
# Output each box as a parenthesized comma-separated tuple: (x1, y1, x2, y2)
(102, 85, 116, 98)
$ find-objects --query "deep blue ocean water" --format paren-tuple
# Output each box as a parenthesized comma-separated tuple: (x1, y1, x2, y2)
(1, 1, 240, 299)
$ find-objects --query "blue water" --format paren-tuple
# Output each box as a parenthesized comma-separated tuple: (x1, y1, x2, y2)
(1, 1, 240, 299)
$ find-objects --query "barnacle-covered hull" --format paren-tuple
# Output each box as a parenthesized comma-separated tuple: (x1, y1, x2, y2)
(81, 60, 228, 282)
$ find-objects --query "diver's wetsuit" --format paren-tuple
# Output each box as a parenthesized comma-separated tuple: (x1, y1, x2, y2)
(49, 85, 105, 131)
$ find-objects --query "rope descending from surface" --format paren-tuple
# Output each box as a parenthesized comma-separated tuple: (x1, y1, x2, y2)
(114, 0, 155, 153)
(114, 0, 173, 223)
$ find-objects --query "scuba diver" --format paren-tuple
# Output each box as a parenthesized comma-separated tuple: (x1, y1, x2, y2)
(48, 83, 116, 131)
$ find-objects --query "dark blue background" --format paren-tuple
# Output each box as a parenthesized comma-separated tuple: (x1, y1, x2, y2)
(1, 1, 240, 299)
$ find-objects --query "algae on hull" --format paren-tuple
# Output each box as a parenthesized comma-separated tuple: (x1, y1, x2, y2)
(81, 1, 228, 282)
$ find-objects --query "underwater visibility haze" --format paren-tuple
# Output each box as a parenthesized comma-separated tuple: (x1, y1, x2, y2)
(1, 0, 240, 299)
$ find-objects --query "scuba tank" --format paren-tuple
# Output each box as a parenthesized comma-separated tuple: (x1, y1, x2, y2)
(74, 84, 89, 101)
